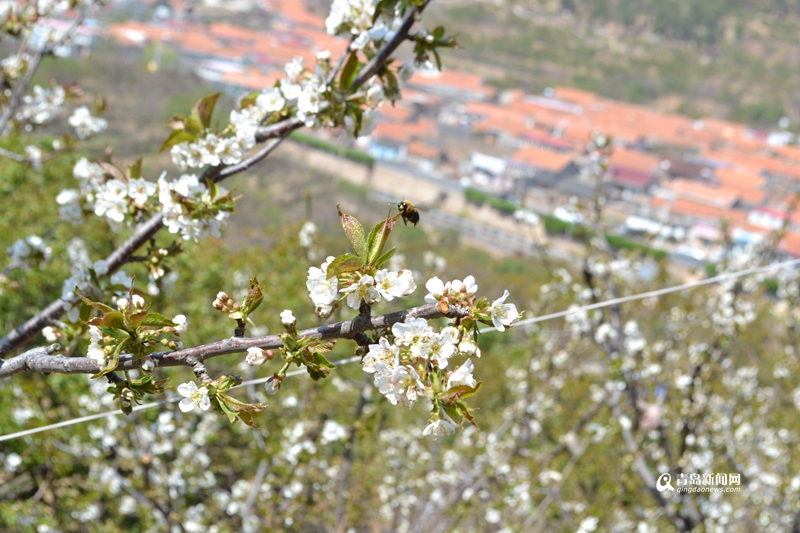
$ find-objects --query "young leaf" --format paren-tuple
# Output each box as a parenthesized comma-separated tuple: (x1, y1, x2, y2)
(159, 129, 195, 153)
(340, 51, 360, 90)
(239, 91, 260, 109)
(326, 253, 364, 280)
(438, 382, 482, 405)
(241, 276, 263, 315)
(129, 157, 142, 180)
(86, 311, 127, 331)
(140, 313, 178, 328)
(337, 205, 368, 258)
(194, 92, 221, 129)
(366, 214, 398, 265)
(76, 289, 116, 315)
(373, 247, 396, 269)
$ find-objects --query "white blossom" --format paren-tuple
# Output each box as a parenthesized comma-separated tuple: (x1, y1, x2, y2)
(373, 362, 426, 407)
(298, 221, 317, 248)
(447, 359, 476, 389)
(340, 275, 380, 308)
(418, 331, 456, 368)
(246, 347, 267, 366)
(422, 411, 457, 439)
(177, 382, 210, 412)
(307, 256, 339, 317)
(399, 61, 414, 82)
(490, 290, 520, 332)
(68, 106, 107, 139)
(280, 309, 296, 328)
(285, 57, 304, 80)
(173, 315, 188, 334)
(256, 87, 286, 113)
(392, 317, 433, 349)
(362, 337, 399, 373)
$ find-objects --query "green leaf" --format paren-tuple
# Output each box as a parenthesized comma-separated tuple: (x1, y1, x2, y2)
(340, 51, 359, 90)
(433, 26, 445, 40)
(307, 352, 336, 380)
(239, 91, 260, 109)
(193, 93, 221, 129)
(129, 157, 142, 180)
(439, 382, 482, 405)
(366, 213, 398, 265)
(337, 205, 368, 258)
(241, 276, 263, 315)
(159, 129, 195, 153)
(76, 289, 116, 315)
(373, 247, 396, 269)
(140, 312, 177, 328)
(214, 392, 264, 427)
(169, 113, 204, 135)
(86, 311, 127, 331)
(91, 341, 126, 379)
(384, 70, 400, 99)
(433, 49, 442, 71)
(326, 253, 364, 280)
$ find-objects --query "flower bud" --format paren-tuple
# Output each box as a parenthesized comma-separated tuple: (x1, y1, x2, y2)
(458, 339, 481, 358)
(172, 314, 187, 334)
(132, 294, 145, 309)
(246, 347, 267, 366)
(280, 309, 296, 328)
(265, 375, 282, 395)
(117, 297, 130, 312)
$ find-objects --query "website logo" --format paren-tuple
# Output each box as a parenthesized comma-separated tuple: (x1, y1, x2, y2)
(656, 473, 675, 492)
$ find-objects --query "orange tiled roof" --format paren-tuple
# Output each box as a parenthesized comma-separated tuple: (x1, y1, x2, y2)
(271, 0, 327, 27)
(609, 148, 661, 174)
(779, 231, 800, 257)
(372, 117, 437, 144)
(661, 179, 739, 208)
(714, 167, 764, 189)
(652, 196, 749, 225)
(407, 141, 438, 159)
(552, 86, 596, 107)
(408, 69, 493, 99)
(510, 145, 575, 172)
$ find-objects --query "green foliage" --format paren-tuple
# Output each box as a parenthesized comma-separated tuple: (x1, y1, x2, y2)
(464, 187, 517, 214)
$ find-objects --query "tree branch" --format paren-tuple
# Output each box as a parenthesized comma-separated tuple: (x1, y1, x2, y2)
(0, 0, 434, 358)
(0, 302, 465, 379)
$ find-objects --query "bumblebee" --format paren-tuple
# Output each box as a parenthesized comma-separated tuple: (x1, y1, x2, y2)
(397, 200, 420, 226)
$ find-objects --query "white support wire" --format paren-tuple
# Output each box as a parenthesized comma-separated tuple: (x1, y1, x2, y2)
(0, 357, 360, 443)
(2, 256, 799, 442)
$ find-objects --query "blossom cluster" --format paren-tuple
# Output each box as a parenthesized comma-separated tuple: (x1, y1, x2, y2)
(305, 255, 416, 318)
(11, 84, 66, 130)
(360, 276, 520, 438)
(326, 0, 405, 52)
(86, 294, 187, 369)
(68, 106, 108, 139)
(6, 234, 51, 271)
(157, 173, 234, 242)
(58, 157, 234, 242)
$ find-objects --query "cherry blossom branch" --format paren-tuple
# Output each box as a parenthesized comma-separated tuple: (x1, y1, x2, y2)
(253, 1, 428, 143)
(0, 1, 433, 357)
(0, 137, 284, 356)
(0, 11, 86, 133)
(352, 1, 429, 89)
(0, 302, 465, 379)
